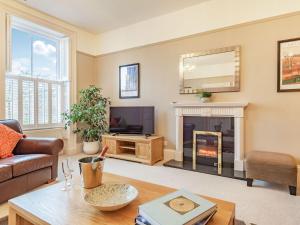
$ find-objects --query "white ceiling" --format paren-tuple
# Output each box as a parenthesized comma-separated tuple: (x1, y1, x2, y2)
(17, 0, 209, 33)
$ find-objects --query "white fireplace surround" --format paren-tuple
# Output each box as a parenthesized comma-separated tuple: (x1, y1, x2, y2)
(172, 102, 248, 171)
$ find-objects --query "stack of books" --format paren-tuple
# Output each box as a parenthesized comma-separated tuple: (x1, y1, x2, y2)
(135, 189, 217, 225)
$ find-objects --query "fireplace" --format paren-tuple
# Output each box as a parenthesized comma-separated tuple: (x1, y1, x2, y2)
(163, 102, 248, 179)
(181, 116, 234, 176)
(193, 131, 222, 174)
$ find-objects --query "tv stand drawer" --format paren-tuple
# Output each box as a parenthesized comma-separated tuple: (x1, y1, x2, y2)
(136, 143, 150, 160)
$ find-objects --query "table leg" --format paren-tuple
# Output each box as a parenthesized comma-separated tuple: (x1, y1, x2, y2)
(8, 207, 17, 225)
(8, 207, 33, 225)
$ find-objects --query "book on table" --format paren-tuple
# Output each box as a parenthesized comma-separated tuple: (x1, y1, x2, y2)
(137, 189, 217, 225)
(135, 210, 217, 225)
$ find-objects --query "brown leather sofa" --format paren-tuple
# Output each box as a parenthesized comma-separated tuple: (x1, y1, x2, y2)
(0, 120, 64, 203)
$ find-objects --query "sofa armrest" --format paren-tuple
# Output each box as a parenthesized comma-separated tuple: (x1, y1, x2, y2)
(14, 137, 64, 155)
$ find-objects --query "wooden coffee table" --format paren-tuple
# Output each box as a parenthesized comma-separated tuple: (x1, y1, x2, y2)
(8, 173, 235, 225)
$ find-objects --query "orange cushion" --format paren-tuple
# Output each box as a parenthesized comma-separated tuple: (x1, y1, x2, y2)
(0, 124, 24, 159)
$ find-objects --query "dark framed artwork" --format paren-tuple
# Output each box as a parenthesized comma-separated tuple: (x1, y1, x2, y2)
(278, 38, 300, 92)
(119, 63, 140, 98)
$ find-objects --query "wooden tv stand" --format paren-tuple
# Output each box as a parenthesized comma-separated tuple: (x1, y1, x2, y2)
(102, 134, 164, 165)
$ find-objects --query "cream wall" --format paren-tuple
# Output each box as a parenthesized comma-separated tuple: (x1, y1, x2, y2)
(95, 13, 300, 161)
(77, 52, 96, 94)
(95, 0, 300, 55)
(76, 52, 96, 146)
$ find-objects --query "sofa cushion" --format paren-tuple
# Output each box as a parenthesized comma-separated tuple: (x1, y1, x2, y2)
(0, 164, 12, 182)
(0, 154, 53, 177)
(0, 124, 24, 159)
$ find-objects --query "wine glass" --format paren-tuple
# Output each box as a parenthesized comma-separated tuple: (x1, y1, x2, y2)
(66, 158, 75, 187)
(66, 157, 75, 174)
(61, 160, 72, 191)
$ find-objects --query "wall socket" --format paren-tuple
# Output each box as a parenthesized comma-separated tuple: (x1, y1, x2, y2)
(164, 141, 168, 146)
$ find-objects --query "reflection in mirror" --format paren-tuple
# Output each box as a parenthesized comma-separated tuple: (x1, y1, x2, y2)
(180, 46, 240, 94)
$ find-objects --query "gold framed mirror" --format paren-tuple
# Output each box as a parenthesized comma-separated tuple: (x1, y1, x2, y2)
(179, 46, 241, 94)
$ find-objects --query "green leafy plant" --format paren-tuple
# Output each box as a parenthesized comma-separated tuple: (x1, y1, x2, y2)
(63, 86, 111, 142)
(196, 90, 212, 98)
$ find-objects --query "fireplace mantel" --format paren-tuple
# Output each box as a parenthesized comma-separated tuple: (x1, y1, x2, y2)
(172, 102, 248, 108)
(172, 102, 248, 118)
(172, 101, 248, 171)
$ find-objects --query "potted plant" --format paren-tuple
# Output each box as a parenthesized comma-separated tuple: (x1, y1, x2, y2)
(63, 86, 110, 154)
(196, 90, 212, 103)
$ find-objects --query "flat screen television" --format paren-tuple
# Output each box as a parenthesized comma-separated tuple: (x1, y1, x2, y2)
(109, 106, 154, 135)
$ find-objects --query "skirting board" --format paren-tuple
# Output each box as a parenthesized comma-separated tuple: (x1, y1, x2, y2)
(297, 165, 300, 196)
(234, 160, 245, 171)
(164, 148, 176, 161)
(62, 143, 82, 155)
(164, 149, 183, 161)
(163, 149, 182, 161)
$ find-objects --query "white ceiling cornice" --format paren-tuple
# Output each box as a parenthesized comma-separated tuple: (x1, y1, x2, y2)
(94, 0, 300, 55)
(16, 0, 208, 33)
(5, 0, 300, 56)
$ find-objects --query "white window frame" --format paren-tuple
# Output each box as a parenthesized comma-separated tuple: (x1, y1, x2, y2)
(5, 15, 70, 130)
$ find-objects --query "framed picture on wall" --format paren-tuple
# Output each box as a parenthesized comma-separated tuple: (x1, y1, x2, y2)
(278, 38, 300, 92)
(119, 63, 140, 98)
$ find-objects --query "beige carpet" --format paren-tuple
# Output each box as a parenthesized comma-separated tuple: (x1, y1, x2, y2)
(60, 154, 299, 225)
(1, 155, 297, 225)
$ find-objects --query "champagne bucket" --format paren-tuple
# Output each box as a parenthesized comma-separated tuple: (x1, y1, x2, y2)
(78, 157, 104, 189)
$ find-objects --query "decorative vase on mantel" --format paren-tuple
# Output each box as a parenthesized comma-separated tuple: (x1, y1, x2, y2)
(200, 97, 211, 103)
(196, 90, 212, 103)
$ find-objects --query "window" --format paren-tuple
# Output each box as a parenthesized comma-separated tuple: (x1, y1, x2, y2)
(5, 16, 70, 129)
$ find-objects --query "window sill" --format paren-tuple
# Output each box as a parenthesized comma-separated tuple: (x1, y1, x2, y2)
(23, 126, 65, 132)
